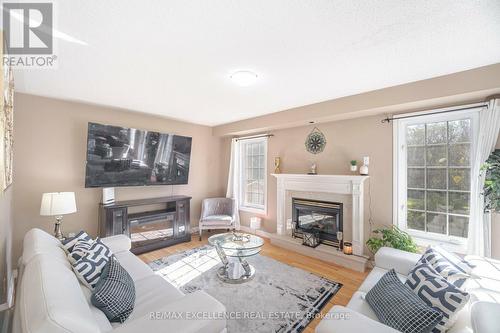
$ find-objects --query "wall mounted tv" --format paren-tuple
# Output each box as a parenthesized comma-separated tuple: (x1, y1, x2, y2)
(85, 122, 192, 188)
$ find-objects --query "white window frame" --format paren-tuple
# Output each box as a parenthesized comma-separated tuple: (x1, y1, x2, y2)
(238, 137, 268, 214)
(393, 105, 481, 253)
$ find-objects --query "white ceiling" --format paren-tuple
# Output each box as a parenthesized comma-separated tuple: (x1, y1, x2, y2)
(13, 0, 500, 126)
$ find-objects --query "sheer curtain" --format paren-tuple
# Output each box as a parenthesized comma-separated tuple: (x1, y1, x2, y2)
(226, 138, 241, 230)
(468, 99, 500, 257)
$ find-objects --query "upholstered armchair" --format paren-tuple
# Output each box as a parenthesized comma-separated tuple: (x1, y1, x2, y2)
(199, 198, 238, 240)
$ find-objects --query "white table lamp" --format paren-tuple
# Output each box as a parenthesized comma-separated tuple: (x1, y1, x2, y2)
(40, 192, 77, 240)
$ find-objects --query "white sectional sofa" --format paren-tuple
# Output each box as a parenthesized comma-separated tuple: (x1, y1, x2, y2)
(316, 247, 500, 333)
(12, 228, 227, 333)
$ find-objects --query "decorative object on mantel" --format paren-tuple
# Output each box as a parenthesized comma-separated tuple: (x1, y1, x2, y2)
(274, 157, 281, 174)
(350, 160, 358, 173)
(40, 192, 77, 240)
(302, 231, 320, 248)
(305, 127, 326, 154)
(343, 242, 353, 255)
(250, 216, 262, 233)
(366, 226, 418, 254)
(308, 162, 317, 175)
(336, 231, 343, 251)
(481, 149, 500, 212)
(359, 156, 369, 175)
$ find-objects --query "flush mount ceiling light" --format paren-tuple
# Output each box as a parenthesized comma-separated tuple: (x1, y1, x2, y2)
(230, 70, 258, 86)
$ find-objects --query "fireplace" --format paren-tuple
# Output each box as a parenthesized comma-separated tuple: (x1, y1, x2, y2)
(292, 198, 343, 247)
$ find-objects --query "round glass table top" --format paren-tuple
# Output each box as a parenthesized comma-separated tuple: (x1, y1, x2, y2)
(208, 232, 264, 257)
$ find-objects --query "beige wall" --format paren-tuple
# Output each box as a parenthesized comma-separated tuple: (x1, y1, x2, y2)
(234, 115, 393, 248)
(12, 93, 225, 262)
(0, 187, 13, 308)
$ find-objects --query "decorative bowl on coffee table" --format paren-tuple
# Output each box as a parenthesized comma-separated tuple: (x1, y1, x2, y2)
(208, 231, 264, 283)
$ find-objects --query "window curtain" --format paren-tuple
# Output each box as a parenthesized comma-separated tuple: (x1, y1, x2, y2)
(467, 99, 500, 257)
(226, 138, 241, 230)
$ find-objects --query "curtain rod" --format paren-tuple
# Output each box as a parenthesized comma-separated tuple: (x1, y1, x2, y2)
(381, 103, 488, 123)
(235, 134, 274, 141)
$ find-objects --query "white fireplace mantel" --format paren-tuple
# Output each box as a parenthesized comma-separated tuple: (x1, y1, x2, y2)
(271, 173, 369, 256)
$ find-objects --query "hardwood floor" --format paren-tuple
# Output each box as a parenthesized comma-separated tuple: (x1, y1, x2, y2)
(138, 232, 370, 333)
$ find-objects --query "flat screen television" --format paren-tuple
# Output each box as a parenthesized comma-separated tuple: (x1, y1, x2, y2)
(85, 122, 192, 188)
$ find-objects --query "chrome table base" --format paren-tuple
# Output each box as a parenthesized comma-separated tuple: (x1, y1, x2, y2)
(216, 263, 256, 284)
(214, 243, 256, 283)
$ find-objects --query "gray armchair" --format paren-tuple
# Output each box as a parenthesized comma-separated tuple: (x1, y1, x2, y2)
(199, 198, 238, 240)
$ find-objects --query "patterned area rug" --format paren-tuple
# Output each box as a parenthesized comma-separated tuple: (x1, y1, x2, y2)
(148, 245, 342, 333)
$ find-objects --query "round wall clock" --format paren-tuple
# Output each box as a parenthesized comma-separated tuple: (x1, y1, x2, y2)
(305, 127, 326, 154)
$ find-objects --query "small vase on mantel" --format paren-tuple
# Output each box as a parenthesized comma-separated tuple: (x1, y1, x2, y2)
(350, 160, 358, 173)
(359, 156, 370, 176)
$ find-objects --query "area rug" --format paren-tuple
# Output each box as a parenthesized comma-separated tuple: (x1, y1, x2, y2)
(148, 245, 342, 333)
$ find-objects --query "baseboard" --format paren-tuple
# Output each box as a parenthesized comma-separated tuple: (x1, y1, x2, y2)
(239, 226, 272, 239)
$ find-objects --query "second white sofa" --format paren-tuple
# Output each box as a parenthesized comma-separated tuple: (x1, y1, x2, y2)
(316, 247, 500, 333)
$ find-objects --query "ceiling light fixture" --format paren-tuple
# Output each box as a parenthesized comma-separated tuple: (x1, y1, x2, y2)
(230, 70, 258, 87)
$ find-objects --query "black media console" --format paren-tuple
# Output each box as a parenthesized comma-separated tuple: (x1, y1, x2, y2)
(99, 195, 191, 254)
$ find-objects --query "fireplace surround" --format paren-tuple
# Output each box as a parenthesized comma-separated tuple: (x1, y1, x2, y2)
(292, 198, 343, 247)
(271, 173, 369, 257)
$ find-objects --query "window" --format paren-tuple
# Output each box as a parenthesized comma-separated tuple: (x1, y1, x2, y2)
(394, 108, 479, 251)
(239, 137, 267, 213)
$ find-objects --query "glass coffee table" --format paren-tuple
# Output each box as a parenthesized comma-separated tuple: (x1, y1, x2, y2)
(208, 231, 264, 284)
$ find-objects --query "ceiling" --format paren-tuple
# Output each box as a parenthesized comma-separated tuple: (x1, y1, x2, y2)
(13, 0, 500, 126)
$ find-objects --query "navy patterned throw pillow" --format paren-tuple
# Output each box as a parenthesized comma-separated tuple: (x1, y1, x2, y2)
(419, 246, 472, 288)
(72, 238, 112, 289)
(62, 230, 92, 252)
(366, 269, 443, 333)
(68, 238, 94, 264)
(91, 257, 136, 323)
(405, 260, 470, 333)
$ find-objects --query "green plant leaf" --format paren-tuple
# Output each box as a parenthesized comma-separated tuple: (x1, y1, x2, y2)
(366, 226, 418, 254)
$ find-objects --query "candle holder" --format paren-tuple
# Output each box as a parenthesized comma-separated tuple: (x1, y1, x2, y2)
(343, 242, 353, 255)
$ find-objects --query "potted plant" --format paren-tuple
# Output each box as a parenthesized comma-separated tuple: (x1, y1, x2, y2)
(366, 226, 419, 254)
(350, 160, 357, 172)
(482, 149, 500, 212)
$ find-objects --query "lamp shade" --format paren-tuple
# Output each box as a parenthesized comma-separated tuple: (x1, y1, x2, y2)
(40, 192, 77, 216)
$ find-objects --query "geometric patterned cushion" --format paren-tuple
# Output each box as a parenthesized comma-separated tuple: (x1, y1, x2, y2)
(405, 261, 470, 333)
(366, 269, 443, 333)
(91, 257, 136, 323)
(61, 230, 92, 253)
(72, 239, 112, 289)
(68, 238, 94, 264)
(419, 246, 472, 288)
